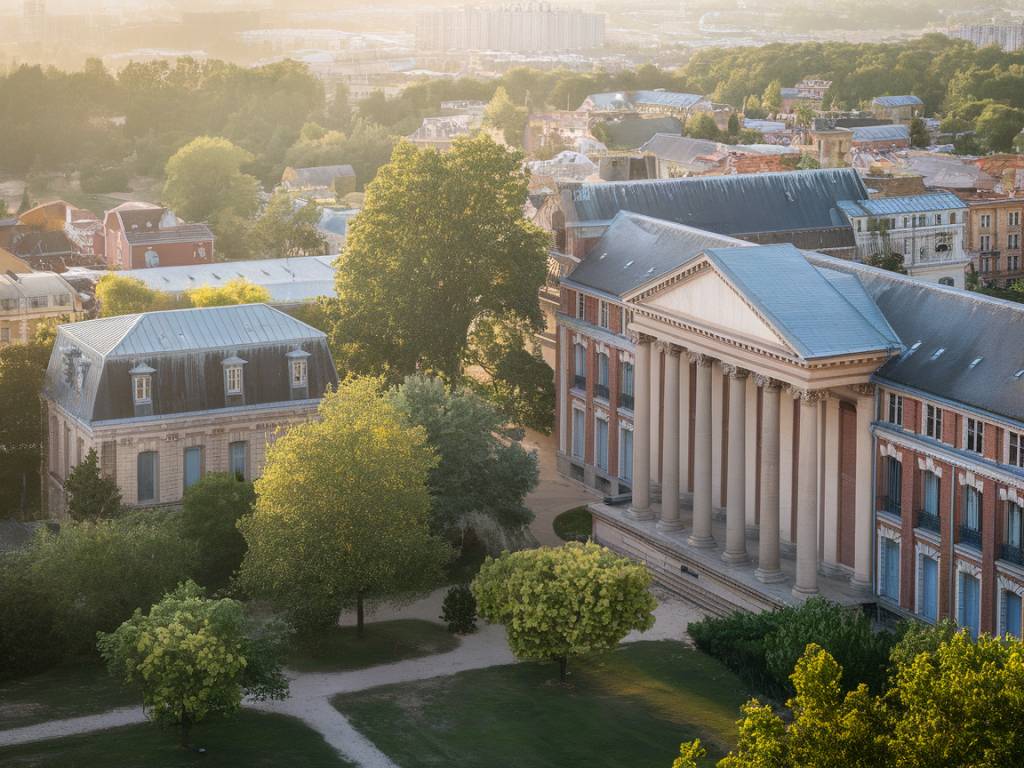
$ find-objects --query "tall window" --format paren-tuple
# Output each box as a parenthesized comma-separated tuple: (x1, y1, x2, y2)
(290, 359, 308, 387)
(1011, 432, 1024, 468)
(225, 366, 243, 396)
(880, 537, 900, 601)
(925, 404, 942, 440)
(887, 393, 903, 426)
(922, 472, 940, 529)
(1002, 590, 1022, 638)
(1011, 234, 1021, 250)
(595, 352, 609, 400)
(885, 456, 902, 518)
(595, 416, 609, 471)
(1010, 211, 1021, 227)
(133, 375, 152, 405)
(571, 408, 585, 459)
(919, 556, 938, 622)
(980, 234, 991, 251)
(229, 441, 248, 481)
(183, 446, 202, 490)
(137, 451, 158, 502)
(619, 361, 634, 410)
(598, 300, 610, 329)
(573, 344, 587, 389)
(962, 487, 982, 550)
(981, 214, 992, 228)
(1006, 502, 1023, 553)
(958, 572, 981, 639)
(575, 292, 585, 320)
(618, 427, 633, 482)
(966, 418, 984, 454)
(950, 212, 956, 224)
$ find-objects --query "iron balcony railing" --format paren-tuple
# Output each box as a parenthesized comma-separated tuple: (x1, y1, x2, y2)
(958, 525, 982, 550)
(573, 374, 586, 391)
(619, 392, 634, 410)
(877, 494, 901, 519)
(916, 509, 941, 533)
(594, 383, 610, 400)
(1000, 543, 1024, 567)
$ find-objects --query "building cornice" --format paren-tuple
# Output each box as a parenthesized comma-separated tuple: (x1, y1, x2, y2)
(557, 313, 633, 351)
(872, 375, 1024, 432)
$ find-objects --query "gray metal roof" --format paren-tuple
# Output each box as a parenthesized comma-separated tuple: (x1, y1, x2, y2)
(872, 95, 923, 108)
(743, 119, 787, 133)
(124, 222, 214, 246)
(705, 245, 903, 360)
(837, 192, 967, 218)
(803, 254, 1024, 422)
(61, 303, 326, 359)
(561, 168, 867, 237)
(582, 90, 705, 111)
(638, 133, 720, 171)
(564, 212, 751, 298)
(851, 124, 911, 143)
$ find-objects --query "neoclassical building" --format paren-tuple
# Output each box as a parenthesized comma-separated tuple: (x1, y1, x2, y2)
(556, 211, 1024, 637)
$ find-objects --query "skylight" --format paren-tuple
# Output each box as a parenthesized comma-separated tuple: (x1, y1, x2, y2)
(1015, 369, 1024, 379)
(968, 357, 983, 369)
(930, 348, 945, 360)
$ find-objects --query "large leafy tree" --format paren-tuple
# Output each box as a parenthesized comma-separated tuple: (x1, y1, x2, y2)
(185, 278, 270, 307)
(250, 192, 328, 258)
(239, 377, 450, 635)
(180, 473, 255, 590)
(0, 340, 51, 518)
(329, 133, 549, 382)
(473, 542, 656, 681)
(484, 86, 528, 147)
(96, 274, 181, 317)
(64, 448, 122, 521)
(98, 581, 289, 749)
(390, 375, 538, 550)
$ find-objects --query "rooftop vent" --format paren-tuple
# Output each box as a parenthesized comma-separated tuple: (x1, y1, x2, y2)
(1015, 369, 1024, 379)
(906, 341, 921, 354)
(969, 357, 983, 369)
(930, 348, 945, 360)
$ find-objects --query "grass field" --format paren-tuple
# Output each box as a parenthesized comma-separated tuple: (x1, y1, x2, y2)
(0, 663, 138, 732)
(333, 640, 753, 768)
(0, 710, 354, 767)
(286, 619, 459, 673)
(553, 505, 593, 541)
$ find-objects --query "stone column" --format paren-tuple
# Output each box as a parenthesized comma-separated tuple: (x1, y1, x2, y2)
(659, 346, 683, 531)
(688, 353, 715, 547)
(723, 364, 749, 564)
(793, 388, 822, 599)
(650, 346, 662, 484)
(821, 394, 841, 575)
(851, 386, 876, 591)
(679, 353, 691, 496)
(755, 377, 785, 582)
(557, 325, 569, 454)
(779, 391, 795, 549)
(628, 337, 653, 520)
(711, 361, 724, 509)
(744, 375, 758, 531)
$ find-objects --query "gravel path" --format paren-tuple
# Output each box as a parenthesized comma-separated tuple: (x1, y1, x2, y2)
(0, 706, 146, 748)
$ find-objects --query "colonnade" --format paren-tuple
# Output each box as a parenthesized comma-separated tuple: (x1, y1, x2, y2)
(625, 335, 875, 599)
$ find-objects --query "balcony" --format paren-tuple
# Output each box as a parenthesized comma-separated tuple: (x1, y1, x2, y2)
(958, 525, 982, 550)
(619, 392, 634, 411)
(877, 494, 901, 519)
(573, 374, 586, 391)
(916, 509, 941, 534)
(1001, 544, 1024, 567)
(594, 383, 610, 401)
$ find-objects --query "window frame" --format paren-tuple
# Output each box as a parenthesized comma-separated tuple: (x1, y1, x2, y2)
(925, 404, 942, 440)
(966, 417, 984, 454)
(137, 450, 158, 503)
(887, 393, 903, 426)
(133, 374, 152, 405)
(229, 440, 249, 481)
(183, 446, 203, 491)
(598, 300, 610, 329)
(225, 365, 244, 396)
(290, 358, 308, 388)
(575, 292, 585, 320)
(1009, 431, 1024, 468)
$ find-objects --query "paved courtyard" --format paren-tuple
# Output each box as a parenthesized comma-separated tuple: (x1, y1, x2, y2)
(522, 428, 599, 546)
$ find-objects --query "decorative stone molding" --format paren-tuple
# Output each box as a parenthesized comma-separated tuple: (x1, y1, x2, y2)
(594, 406, 609, 420)
(665, 344, 682, 358)
(721, 363, 748, 379)
(753, 373, 781, 390)
(915, 539, 940, 560)
(653, 339, 674, 355)
(879, 441, 903, 462)
(852, 383, 876, 397)
(619, 420, 634, 432)
(998, 574, 1024, 597)
(999, 487, 1024, 506)
(957, 470, 986, 493)
(618, 349, 635, 365)
(917, 456, 944, 478)
(686, 350, 711, 367)
(878, 525, 901, 543)
(956, 559, 982, 578)
(786, 385, 824, 404)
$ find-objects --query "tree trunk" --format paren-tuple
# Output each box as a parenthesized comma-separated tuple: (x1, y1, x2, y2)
(179, 717, 192, 750)
(18, 471, 27, 521)
(558, 656, 568, 683)
(356, 592, 365, 639)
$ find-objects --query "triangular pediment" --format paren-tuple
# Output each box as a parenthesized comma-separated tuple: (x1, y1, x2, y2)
(641, 266, 795, 353)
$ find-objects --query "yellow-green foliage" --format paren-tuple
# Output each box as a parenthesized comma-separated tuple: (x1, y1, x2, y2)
(238, 377, 450, 631)
(186, 277, 270, 307)
(472, 542, 656, 675)
(95, 273, 182, 317)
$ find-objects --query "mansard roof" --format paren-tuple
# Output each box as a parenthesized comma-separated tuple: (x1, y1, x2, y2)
(837, 192, 967, 219)
(803, 255, 1024, 423)
(559, 168, 867, 237)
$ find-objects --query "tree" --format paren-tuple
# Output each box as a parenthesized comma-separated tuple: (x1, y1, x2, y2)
(973, 103, 1024, 153)
(727, 112, 740, 135)
(0, 199, 8, 218)
(685, 113, 721, 140)
(909, 116, 930, 148)
(794, 104, 815, 128)
(95, 273, 180, 317)
(0, 341, 51, 518)
(180, 474, 255, 590)
(17, 189, 31, 215)
(484, 86, 528, 148)
(186, 278, 270, 307)
(239, 378, 450, 635)
(64, 448, 122, 521)
(472, 542, 656, 681)
(865, 251, 908, 274)
(672, 740, 708, 768)
(162, 136, 260, 224)
(390, 375, 539, 550)
(329, 134, 549, 382)
(98, 581, 289, 749)
(326, 82, 352, 132)
(463, 312, 555, 433)
(761, 80, 783, 114)
(251, 192, 328, 258)
(743, 95, 765, 119)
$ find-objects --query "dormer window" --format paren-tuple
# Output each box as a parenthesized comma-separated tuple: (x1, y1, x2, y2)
(286, 348, 311, 393)
(222, 356, 247, 397)
(129, 363, 155, 405)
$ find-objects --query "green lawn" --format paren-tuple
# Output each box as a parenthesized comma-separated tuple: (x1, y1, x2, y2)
(333, 640, 753, 768)
(287, 619, 459, 673)
(0, 663, 138, 731)
(0, 710, 353, 767)
(553, 505, 593, 541)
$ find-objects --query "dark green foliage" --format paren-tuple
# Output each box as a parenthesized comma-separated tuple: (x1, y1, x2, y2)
(886, 618, 958, 670)
(64, 448, 122, 521)
(689, 598, 894, 699)
(0, 341, 51, 519)
(441, 584, 478, 635)
(909, 117, 930, 148)
(0, 553, 63, 681)
(180, 473, 255, 591)
(552, 506, 592, 542)
(79, 163, 131, 193)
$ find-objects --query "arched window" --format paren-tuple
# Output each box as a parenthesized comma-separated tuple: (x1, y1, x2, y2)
(938, 277, 954, 286)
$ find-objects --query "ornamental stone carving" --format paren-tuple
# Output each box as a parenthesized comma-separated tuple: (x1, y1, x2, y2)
(721, 363, 749, 379)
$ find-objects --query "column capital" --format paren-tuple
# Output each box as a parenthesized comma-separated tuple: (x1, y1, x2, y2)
(627, 331, 657, 346)
(851, 382, 876, 397)
(788, 386, 826, 405)
(721, 363, 749, 380)
(753, 373, 782, 390)
(686, 350, 712, 367)
(653, 339, 674, 354)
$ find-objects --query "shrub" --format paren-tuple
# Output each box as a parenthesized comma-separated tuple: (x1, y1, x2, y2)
(441, 584, 477, 634)
(80, 163, 131, 193)
(0, 554, 63, 681)
(689, 609, 785, 696)
(180, 473, 255, 591)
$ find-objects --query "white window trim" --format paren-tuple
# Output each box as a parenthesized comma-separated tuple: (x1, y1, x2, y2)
(132, 374, 152, 405)
(594, 412, 609, 472)
(964, 417, 985, 455)
(225, 365, 244, 395)
(1005, 431, 1024, 469)
(997, 574, 1024, 637)
(957, 470, 986, 493)
(879, 441, 903, 462)
(955, 559, 983, 634)
(570, 403, 586, 460)
(290, 358, 308, 387)
(999, 486, 1024, 506)
(914, 541, 941, 620)
(916, 455, 943, 478)
(877, 525, 902, 602)
(618, 422, 633, 482)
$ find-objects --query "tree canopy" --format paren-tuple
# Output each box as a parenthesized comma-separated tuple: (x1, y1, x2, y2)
(239, 377, 450, 635)
(250, 192, 328, 258)
(64, 448, 123, 521)
(96, 273, 272, 316)
(180, 473, 255, 590)
(0, 340, 52, 518)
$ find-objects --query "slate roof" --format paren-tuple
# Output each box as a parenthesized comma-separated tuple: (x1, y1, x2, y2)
(872, 95, 923, 108)
(703, 245, 902, 359)
(638, 133, 720, 171)
(125, 222, 214, 246)
(560, 168, 867, 237)
(563, 212, 751, 298)
(582, 91, 706, 111)
(11, 231, 75, 257)
(803, 254, 1024, 422)
(851, 124, 911, 143)
(837, 192, 967, 218)
(743, 119, 787, 134)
